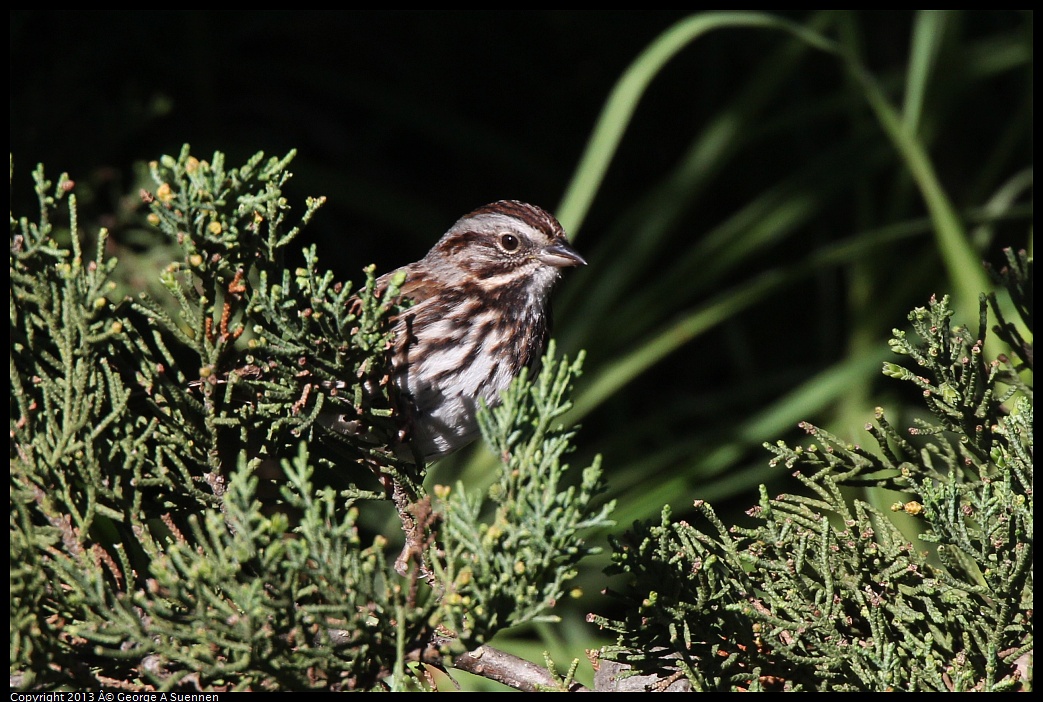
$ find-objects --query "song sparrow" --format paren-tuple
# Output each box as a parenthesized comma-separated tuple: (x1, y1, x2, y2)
(355, 200, 585, 463)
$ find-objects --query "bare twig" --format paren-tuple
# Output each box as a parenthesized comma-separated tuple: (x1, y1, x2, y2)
(452, 645, 590, 692)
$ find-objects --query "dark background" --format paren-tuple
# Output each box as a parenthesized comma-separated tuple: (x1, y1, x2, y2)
(13, 11, 706, 268)
(10, 10, 1032, 685)
(15, 11, 999, 270)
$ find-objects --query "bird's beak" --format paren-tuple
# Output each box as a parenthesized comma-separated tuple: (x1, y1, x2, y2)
(538, 241, 586, 268)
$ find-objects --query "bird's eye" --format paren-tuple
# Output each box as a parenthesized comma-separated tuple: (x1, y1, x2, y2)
(499, 233, 520, 252)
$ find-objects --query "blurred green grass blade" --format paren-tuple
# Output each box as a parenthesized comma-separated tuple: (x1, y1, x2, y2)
(569, 269, 785, 423)
(603, 348, 889, 526)
(557, 15, 845, 346)
(556, 11, 839, 236)
(601, 142, 894, 346)
(903, 10, 949, 134)
(561, 134, 891, 351)
(971, 169, 1034, 250)
(839, 36, 991, 321)
(607, 462, 769, 530)
(567, 216, 930, 424)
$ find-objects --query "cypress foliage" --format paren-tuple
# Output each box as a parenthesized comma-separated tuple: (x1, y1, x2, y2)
(9, 147, 1031, 691)
(10, 149, 612, 691)
(589, 250, 1032, 691)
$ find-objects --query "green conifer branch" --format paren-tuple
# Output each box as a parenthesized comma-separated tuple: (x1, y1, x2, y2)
(10, 148, 612, 691)
(434, 343, 614, 645)
(591, 254, 1032, 691)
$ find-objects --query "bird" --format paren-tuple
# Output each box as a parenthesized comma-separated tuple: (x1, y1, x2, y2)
(347, 200, 585, 463)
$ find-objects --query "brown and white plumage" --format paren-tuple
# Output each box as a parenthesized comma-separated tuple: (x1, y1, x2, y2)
(375, 200, 584, 461)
